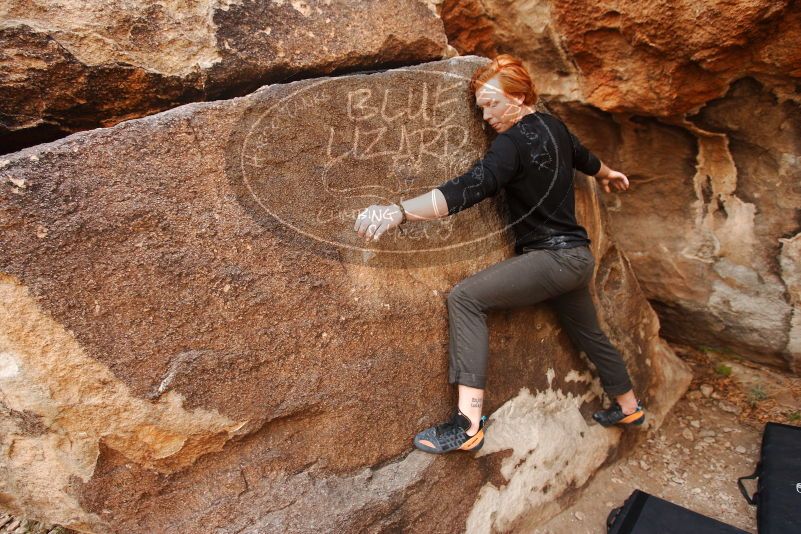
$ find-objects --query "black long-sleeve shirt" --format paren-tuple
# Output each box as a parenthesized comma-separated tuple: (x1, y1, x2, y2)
(436, 111, 601, 255)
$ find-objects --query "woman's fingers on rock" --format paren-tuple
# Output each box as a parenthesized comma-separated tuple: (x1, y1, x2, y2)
(355, 217, 367, 237)
(355, 206, 396, 241)
(373, 221, 388, 241)
(365, 223, 379, 241)
(354, 209, 367, 232)
(356, 207, 377, 237)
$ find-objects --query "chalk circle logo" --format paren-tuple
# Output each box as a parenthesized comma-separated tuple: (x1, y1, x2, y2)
(796, 482, 801, 494)
(225, 66, 559, 266)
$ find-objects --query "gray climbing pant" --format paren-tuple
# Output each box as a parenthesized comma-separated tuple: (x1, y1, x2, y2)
(446, 245, 634, 397)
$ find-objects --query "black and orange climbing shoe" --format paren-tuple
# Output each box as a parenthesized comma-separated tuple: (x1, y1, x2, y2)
(593, 402, 645, 427)
(413, 411, 488, 454)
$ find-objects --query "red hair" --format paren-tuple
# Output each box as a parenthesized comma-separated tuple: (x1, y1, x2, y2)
(470, 54, 538, 106)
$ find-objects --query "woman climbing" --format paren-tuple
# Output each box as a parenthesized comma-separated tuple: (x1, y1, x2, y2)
(353, 55, 644, 454)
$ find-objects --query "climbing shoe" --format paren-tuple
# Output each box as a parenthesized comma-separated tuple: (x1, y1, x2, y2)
(413, 411, 488, 454)
(593, 402, 645, 427)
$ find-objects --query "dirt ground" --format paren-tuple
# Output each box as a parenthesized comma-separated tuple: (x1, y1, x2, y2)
(4, 345, 799, 534)
(535, 343, 801, 534)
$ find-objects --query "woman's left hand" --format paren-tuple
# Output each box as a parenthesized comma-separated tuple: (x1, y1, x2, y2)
(599, 170, 629, 193)
(354, 204, 403, 242)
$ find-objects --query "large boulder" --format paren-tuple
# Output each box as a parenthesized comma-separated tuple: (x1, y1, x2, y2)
(0, 57, 689, 533)
(441, 0, 801, 372)
(0, 0, 451, 154)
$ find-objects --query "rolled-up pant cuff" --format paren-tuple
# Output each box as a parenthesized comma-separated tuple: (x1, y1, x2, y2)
(448, 370, 486, 390)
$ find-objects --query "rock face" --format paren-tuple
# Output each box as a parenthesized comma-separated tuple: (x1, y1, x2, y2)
(0, 57, 689, 532)
(0, 0, 450, 154)
(551, 0, 801, 117)
(442, 0, 801, 372)
(441, 0, 582, 101)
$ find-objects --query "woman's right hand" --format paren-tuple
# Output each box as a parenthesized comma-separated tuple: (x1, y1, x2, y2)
(354, 204, 404, 242)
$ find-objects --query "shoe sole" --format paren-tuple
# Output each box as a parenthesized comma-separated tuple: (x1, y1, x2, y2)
(593, 410, 646, 428)
(413, 420, 490, 454)
(413, 431, 485, 454)
(458, 429, 485, 451)
(618, 411, 645, 426)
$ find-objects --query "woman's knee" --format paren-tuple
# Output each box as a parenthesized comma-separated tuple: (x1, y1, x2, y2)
(447, 282, 469, 303)
(447, 283, 483, 310)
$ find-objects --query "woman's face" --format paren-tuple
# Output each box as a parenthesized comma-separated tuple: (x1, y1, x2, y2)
(474, 76, 525, 133)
